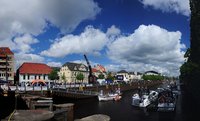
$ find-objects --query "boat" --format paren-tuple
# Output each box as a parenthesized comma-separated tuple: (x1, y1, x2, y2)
(157, 89, 177, 112)
(132, 90, 158, 108)
(98, 95, 115, 101)
(98, 90, 122, 101)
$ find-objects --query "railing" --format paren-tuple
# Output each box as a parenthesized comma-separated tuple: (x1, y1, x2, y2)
(52, 88, 98, 96)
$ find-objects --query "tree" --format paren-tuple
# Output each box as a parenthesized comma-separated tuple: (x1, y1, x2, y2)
(142, 75, 164, 81)
(106, 72, 114, 81)
(180, 0, 200, 103)
(61, 73, 66, 83)
(98, 73, 105, 79)
(48, 68, 59, 80)
(76, 72, 84, 83)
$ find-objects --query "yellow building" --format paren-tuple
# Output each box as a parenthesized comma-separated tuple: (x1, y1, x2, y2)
(59, 62, 89, 83)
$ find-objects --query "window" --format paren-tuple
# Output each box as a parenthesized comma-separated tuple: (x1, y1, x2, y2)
(28, 74, 30, 80)
(35, 75, 37, 79)
(23, 75, 25, 80)
(43, 75, 46, 80)
(39, 75, 40, 79)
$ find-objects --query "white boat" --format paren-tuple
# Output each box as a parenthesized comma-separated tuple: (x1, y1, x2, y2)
(98, 95, 115, 101)
(98, 90, 122, 101)
(132, 90, 158, 108)
(132, 93, 150, 107)
(157, 102, 176, 111)
(98, 93, 122, 101)
(157, 89, 177, 112)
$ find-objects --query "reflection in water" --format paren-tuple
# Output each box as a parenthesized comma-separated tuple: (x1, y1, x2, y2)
(54, 88, 198, 121)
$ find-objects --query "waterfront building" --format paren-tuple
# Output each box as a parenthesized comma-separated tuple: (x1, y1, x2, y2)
(0, 47, 14, 84)
(17, 62, 52, 85)
(116, 70, 129, 82)
(144, 71, 160, 75)
(92, 64, 107, 78)
(59, 62, 89, 84)
(128, 72, 142, 81)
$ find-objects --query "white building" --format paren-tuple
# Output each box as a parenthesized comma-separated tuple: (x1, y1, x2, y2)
(128, 72, 142, 81)
(17, 62, 52, 85)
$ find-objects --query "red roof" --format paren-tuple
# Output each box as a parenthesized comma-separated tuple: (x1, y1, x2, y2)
(92, 68, 99, 73)
(19, 62, 52, 74)
(0, 47, 14, 55)
(92, 64, 106, 73)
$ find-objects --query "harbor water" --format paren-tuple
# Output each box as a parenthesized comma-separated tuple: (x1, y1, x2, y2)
(54, 88, 199, 121)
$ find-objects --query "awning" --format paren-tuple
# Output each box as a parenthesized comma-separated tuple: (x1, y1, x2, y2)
(31, 79, 46, 85)
(0, 79, 8, 84)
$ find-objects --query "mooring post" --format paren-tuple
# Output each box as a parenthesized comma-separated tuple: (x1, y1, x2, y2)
(54, 103, 74, 121)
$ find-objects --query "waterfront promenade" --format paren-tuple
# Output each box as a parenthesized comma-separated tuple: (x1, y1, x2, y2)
(0, 81, 162, 120)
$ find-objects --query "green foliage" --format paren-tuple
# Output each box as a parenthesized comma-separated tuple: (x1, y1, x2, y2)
(61, 73, 66, 82)
(106, 72, 114, 81)
(76, 72, 84, 82)
(180, 62, 200, 84)
(184, 48, 191, 58)
(142, 75, 164, 81)
(48, 68, 59, 80)
(179, 0, 200, 101)
(98, 73, 105, 79)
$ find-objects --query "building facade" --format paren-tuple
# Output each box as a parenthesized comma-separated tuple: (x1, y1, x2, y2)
(0, 47, 14, 84)
(17, 62, 52, 85)
(116, 70, 129, 82)
(59, 62, 89, 83)
(128, 72, 142, 81)
(92, 64, 107, 78)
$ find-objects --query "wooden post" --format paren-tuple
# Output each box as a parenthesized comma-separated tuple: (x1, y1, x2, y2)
(54, 103, 74, 121)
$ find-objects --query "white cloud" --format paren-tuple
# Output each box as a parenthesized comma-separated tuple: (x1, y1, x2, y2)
(42, 24, 185, 76)
(15, 52, 45, 70)
(13, 34, 39, 53)
(106, 25, 121, 36)
(0, 0, 101, 40)
(139, 0, 190, 16)
(41, 26, 108, 57)
(0, 34, 39, 53)
(107, 24, 185, 76)
(0, 0, 100, 70)
(47, 62, 62, 67)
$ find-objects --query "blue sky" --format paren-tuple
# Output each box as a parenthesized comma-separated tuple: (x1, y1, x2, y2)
(0, 0, 190, 76)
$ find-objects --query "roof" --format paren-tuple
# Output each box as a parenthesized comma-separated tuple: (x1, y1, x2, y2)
(145, 71, 159, 75)
(95, 64, 106, 73)
(0, 47, 14, 55)
(92, 68, 99, 73)
(18, 62, 52, 74)
(62, 62, 88, 71)
(92, 64, 106, 73)
(117, 70, 128, 73)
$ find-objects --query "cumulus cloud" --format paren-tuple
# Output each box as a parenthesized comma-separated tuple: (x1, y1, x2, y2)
(41, 26, 108, 57)
(106, 25, 121, 37)
(0, 0, 100, 69)
(47, 62, 62, 67)
(13, 34, 39, 53)
(0, 0, 101, 40)
(41, 24, 185, 76)
(0, 34, 39, 53)
(139, 0, 190, 16)
(15, 53, 45, 70)
(107, 24, 186, 76)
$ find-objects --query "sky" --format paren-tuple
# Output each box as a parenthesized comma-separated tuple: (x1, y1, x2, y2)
(0, 0, 190, 76)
